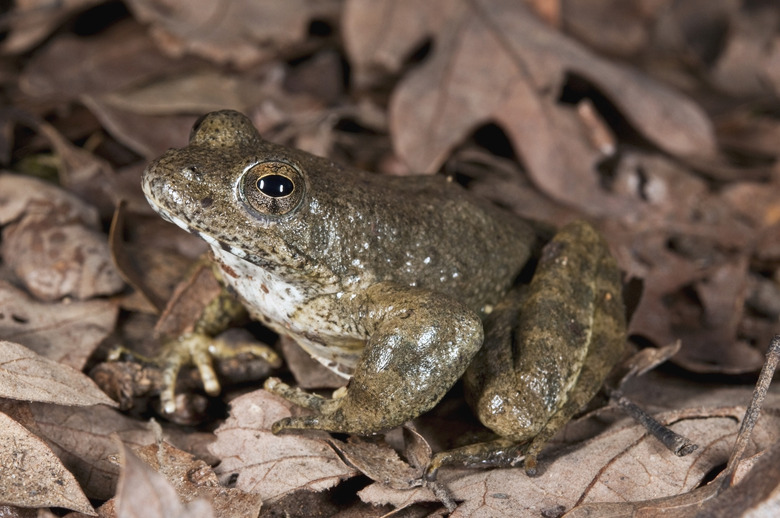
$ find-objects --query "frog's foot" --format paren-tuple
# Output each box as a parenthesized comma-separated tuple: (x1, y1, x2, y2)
(425, 438, 528, 481)
(264, 376, 412, 435)
(425, 404, 575, 478)
(263, 377, 341, 413)
(110, 333, 280, 414)
(263, 377, 344, 433)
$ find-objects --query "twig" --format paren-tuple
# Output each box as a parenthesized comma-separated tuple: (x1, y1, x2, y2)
(608, 387, 697, 456)
(724, 334, 780, 481)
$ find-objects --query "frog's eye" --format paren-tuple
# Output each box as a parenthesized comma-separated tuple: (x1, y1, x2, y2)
(239, 161, 305, 217)
(257, 175, 294, 197)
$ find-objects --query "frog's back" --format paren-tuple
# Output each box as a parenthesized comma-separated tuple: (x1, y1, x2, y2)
(303, 165, 537, 314)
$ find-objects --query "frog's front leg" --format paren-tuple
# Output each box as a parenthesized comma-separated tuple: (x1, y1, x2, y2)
(110, 263, 281, 414)
(429, 221, 626, 477)
(267, 283, 484, 434)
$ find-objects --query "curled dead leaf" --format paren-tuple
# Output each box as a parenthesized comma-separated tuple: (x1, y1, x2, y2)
(28, 403, 176, 501)
(125, 0, 341, 69)
(331, 436, 423, 490)
(0, 174, 123, 301)
(19, 20, 196, 102)
(442, 407, 780, 517)
(0, 0, 102, 55)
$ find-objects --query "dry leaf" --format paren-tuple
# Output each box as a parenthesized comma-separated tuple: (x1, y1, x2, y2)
(0, 280, 118, 370)
(358, 482, 435, 511)
(332, 436, 422, 490)
(344, 0, 716, 215)
(709, 3, 780, 98)
(0, 0, 103, 55)
(115, 443, 214, 518)
(430, 407, 780, 517)
(2, 219, 124, 302)
(132, 441, 263, 518)
(0, 411, 96, 516)
(99, 69, 280, 116)
(716, 109, 780, 164)
(152, 260, 229, 339)
(625, 247, 765, 374)
(0, 341, 117, 407)
(0, 505, 38, 518)
(19, 20, 198, 102)
(671, 258, 756, 373)
(84, 63, 329, 159)
(0, 109, 121, 217)
(209, 390, 358, 503)
(125, 0, 341, 69)
(83, 99, 199, 159)
(560, 0, 664, 57)
(109, 198, 207, 313)
(0, 173, 98, 226)
(28, 403, 158, 500)
(722, 180, 780, 231)
(692, 440, 780, 516)
(0, 173, 123, 301)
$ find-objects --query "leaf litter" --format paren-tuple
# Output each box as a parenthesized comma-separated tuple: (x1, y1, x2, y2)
(208, 390, 358, 503)
(0, 410, 96, 515)
(115, 442, 216, 518)
(0, 340, 117, 407)
(0, 0, 779, 516)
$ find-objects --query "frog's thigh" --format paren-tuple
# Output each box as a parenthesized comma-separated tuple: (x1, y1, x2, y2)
(468, 222, 607, 438)
(272, 283, 484, 435)
(450, 221, 624, 474)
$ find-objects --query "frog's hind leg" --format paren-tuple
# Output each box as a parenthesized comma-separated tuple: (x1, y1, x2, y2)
(427, 288, 535, 478)
(522, 244, 626, 474)
(430, 221, 626, 477)
(426, 437, 524, 480)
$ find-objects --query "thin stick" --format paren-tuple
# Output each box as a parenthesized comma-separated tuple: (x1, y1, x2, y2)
(608, 387, 697, 456)
(724, 334, 780, 480)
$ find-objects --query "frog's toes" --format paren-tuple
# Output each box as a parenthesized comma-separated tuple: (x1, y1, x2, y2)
(523, 455, 539, 477)
(263, 377, 332, 411)
(154, 333, 216, 413)
(271, 417, 293, 434)
(190, 343, 221, 395)
(270, 415, 325, 434)
(425, 437, 527, 480)
(209, 339, 282, 368)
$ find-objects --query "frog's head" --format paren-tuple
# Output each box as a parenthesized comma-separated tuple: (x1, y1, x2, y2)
(142, 110, 341, 276)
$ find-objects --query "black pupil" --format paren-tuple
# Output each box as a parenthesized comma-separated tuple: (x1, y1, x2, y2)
(257, 175, 294, 197)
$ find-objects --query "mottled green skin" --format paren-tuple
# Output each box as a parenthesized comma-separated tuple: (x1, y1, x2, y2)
(142, 110, 626, 471)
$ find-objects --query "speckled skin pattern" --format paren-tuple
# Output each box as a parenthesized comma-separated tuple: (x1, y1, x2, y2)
(142, 110, 625, 471)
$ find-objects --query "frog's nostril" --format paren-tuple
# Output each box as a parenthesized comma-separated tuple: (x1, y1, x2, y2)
(182, 166, 202, 181)
(201, 196, 214, 209)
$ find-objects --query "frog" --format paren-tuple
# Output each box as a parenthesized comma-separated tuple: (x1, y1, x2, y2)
(141, 109, 626, 475)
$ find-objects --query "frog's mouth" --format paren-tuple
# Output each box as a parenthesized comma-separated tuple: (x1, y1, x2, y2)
(142, 168, 316, 275)
(143, 188, 254, 263)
